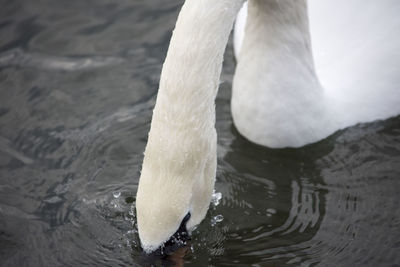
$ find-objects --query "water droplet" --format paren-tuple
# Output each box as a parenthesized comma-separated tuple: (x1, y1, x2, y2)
(266, 208, 276, 216)
(211, 214, 224, 226)
(211, 191, 222, 206)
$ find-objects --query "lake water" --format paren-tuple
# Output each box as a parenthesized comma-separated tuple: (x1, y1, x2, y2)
(1, 0, 400, 266)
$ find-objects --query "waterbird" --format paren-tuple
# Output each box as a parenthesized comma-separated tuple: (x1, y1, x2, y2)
(136, 0, 400, 253)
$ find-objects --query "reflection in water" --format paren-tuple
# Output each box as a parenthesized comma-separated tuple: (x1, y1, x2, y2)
(137, 246, 190, 267)
(0, 0, 400, 266)
(214, 129, 328, 265)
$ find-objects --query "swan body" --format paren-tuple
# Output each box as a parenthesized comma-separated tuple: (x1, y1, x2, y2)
(233, 0, 400, 147)
(136, 0, 400, 252)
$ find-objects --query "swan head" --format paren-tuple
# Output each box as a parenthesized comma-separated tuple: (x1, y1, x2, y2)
(136, 171, 193, 253)
(136, 127, 217, 253)
(136, 183, 192, 253)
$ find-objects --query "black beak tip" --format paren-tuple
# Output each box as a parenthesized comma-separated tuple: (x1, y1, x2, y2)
(161, 212, 192, 255)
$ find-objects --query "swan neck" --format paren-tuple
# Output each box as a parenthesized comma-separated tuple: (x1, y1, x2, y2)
(154, 0, 245, 121)
(136, 0, 245, 252)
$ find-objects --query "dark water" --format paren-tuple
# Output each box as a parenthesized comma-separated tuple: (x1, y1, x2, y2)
(1, 0, 400, 266)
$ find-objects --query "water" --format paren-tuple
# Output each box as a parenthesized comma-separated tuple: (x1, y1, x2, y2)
(1, 0, 400, 266)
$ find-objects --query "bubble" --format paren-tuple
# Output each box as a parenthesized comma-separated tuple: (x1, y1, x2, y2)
(211, 191, 222, 206)
(211, 214, 224, 226)
(266, 208, 276, 216)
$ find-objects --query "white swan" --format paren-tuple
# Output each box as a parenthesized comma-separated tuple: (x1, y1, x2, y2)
(136, 0, 400, 253)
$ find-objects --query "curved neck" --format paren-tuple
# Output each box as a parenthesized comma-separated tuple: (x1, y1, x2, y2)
(152, 0, 245, 127)
(137, 1, 245, 251)
(140, 0, 245, 202)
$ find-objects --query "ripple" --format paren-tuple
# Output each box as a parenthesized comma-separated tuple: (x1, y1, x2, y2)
(0, 48, 124, 71)
(1, 0, 400, 265)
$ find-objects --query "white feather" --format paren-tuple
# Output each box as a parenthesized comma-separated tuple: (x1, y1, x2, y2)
(233, 0, 400, 147)
(136, 0, 245, 252)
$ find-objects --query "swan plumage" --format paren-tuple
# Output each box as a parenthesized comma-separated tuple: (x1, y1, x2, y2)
(136, 0, 244, 252)
(136, 0, 400, 252)
(233, 0, 400, 147)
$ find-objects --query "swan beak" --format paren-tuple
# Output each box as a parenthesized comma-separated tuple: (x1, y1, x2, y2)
(160, 212, 192, 255)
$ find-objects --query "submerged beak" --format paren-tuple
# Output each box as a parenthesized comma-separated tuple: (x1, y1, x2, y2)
(162, 212, 191, 255)
(142, 212, 192, 256)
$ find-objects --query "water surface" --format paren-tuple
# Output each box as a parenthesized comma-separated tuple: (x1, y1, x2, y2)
(1, 0, 400, 266)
